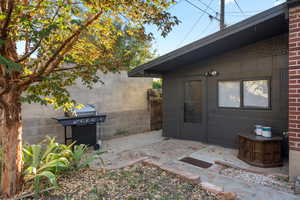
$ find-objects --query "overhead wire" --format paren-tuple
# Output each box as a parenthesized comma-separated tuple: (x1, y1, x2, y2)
(177, 0, 215, 47)
(184, 0, 220, 21)
(193, 19, 214, 40)
(233, 0, 246, 17)
(195, 0, 218, 14)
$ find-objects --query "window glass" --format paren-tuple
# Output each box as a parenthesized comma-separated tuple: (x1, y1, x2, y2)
(243, 80, 269, 108)
(184, 80, 202, 123)
(218, 81, 240, 108)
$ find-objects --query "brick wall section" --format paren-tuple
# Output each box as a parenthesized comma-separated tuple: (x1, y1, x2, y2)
(289, 4, 300, 151)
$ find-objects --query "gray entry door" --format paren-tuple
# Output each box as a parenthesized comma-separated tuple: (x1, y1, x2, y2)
(180, 77, 207, 141)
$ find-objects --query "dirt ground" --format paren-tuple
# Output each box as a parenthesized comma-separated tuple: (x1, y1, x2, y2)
(50, 163, 217, 200)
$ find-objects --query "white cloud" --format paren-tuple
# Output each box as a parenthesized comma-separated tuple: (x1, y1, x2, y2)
(274, 0, 286, 6)
(225, 0, 234, 4)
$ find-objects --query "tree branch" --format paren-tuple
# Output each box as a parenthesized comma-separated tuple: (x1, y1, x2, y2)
(52, 65, 81, 72)
(16, 39, 42, 63)
(0, 0, 6, 13)
(17, 2, 63, 63)
(1, 0, 15, 39)
(42, 12, 102, 73)
(19, 10, 103, 87)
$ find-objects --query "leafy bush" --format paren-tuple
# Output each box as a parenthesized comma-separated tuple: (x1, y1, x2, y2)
(22, 136, 105, 196)
(22, 137, 73, 194)
(152, 79, 162, 89)
(72, 144, 105, 169)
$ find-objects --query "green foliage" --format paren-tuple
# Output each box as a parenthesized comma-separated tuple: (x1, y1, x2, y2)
(71, 144, 104, 169)
(0, 55, 21, 72)
(0, 0, 180, 111)
(152, 79, 162, 89)
(111, 22, 158, 70)
(22, 137, 105, 196)
(71, 144, 88, 169)
(22, 137, 73, 194)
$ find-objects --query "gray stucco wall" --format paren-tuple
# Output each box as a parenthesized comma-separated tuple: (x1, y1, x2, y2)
(163, 34, 288, 148)
(22, 71, 152, 144)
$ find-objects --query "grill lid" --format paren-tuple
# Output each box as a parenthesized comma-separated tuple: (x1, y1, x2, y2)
(66, 104, 96, 117)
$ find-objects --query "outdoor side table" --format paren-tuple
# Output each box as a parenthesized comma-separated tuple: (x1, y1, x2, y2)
(238, 133, 283, 168)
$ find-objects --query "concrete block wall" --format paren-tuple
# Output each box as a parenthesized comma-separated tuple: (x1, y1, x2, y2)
(22, 71, 152, 144)
(288, 0, 300, 181)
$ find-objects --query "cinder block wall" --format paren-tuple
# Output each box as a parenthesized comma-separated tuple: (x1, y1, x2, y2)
(22, 71, 152, 144)
(288, 0, 300, 181)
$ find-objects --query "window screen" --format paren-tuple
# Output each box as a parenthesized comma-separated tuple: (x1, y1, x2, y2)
(218, 81, 240, 108)
(184, 80, 202, 123)
(243, 80, 269, 108)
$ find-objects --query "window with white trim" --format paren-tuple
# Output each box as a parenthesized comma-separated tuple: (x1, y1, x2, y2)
(243, 80, 269, 108)
(218, 79, 270, 109)
(218, 81, 241, 108)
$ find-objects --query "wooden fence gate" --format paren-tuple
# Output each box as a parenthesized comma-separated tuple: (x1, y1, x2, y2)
(148, 89, 162, 130)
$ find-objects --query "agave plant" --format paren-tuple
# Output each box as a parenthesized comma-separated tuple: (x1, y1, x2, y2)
(71, 144, 105, 169)
(22, 137, 74, 194)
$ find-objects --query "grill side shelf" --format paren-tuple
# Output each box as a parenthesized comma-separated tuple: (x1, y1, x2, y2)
(53, 115, 106, 126)
(53, 115, 106, 146)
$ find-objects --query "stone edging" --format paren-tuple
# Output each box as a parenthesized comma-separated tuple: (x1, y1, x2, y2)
(142, 159, 237, 200)
(95, 157, 237, 200)
(214, 160, 289, 179)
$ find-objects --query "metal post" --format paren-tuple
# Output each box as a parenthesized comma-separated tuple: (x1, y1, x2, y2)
(64, 126, 67, 145)
(220, 0, 225, 30)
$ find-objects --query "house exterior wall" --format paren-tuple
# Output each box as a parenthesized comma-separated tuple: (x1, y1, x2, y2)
(163, 34, 288, 148)
(22, 71, 152, 144)
(288, 0, 300, 181)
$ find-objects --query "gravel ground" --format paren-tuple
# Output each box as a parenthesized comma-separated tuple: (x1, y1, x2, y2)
(40, 163, 218, 200)
(219, 167, 294, 193)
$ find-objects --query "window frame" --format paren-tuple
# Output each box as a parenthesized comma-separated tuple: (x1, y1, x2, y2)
(217, 77, 271, 110)
(217, 80, 241, 109)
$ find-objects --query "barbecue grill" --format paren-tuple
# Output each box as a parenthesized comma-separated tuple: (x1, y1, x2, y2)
(54, 104, 106, 148)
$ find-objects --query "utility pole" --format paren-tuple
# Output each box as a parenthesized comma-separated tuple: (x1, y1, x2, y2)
(220, 0, 225, 30)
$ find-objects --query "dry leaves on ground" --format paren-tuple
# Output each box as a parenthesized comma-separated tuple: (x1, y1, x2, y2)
(40, 163, 217, 200)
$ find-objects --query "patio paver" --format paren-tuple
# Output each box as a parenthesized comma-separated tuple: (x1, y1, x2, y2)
(91, 131, 300, 200)
(161, 160, 299, 200)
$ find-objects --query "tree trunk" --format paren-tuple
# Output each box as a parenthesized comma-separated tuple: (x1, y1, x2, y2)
(0, 91, 23, 197)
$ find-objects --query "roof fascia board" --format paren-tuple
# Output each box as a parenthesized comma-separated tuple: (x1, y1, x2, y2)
(128, 3, 287, 77)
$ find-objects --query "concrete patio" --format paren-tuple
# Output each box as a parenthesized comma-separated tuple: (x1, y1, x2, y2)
(91, 130, 299, 200)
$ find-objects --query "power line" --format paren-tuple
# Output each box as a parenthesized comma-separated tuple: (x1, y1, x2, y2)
(184, 0, 220, 21)
(195, 0, 218, 14)
(178, 0, 215, 47)
(194, 19, 214, 40)
(178, 14, 206, 47)
(233, 0, 246, 17)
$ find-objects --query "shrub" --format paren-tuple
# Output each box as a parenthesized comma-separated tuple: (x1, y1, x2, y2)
(22, 137, 73, 194)
(71, 144, 105, 169)
(22, 136, 105, 196)
(152, 79, 162, 89)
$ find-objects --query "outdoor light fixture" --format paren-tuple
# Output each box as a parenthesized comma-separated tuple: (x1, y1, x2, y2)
(209, 70, 219, 77)
(200, 70, 219, 77)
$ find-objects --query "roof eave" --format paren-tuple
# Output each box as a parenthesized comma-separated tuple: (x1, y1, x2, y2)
(128, 3, 288, 77)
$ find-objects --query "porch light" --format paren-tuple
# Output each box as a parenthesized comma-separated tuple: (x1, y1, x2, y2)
(209, 70, 219, 77)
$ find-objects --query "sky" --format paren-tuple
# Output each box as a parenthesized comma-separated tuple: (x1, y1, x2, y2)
(146, 0, 286, 56)
(17, 0, 286, 57)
